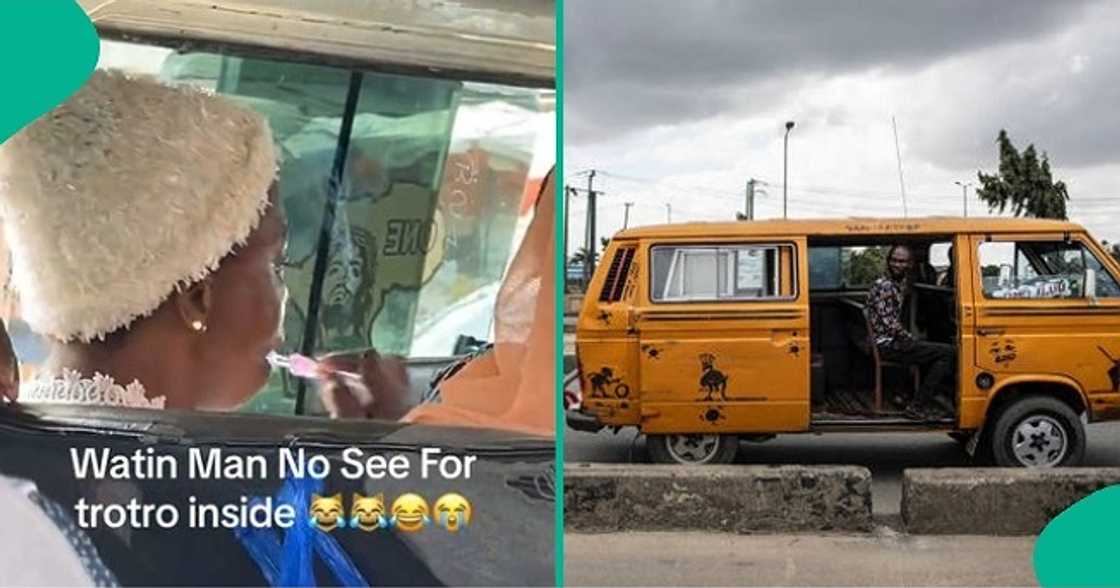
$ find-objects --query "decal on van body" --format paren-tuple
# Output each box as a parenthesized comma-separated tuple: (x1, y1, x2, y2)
(988, 339, 1018, 367)
(845, 222, 922, 233)
(640, 344, 664, 360)
(701, 406, 726, 424)
(1098, 346, 1120, 392)
(586, 367, 631, 399)
(698, 353, 729, 401)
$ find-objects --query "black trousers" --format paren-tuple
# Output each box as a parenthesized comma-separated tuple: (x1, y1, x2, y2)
(879, 340, 955, 407)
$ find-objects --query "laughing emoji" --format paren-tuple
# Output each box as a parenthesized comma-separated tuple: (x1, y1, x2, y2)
(390, 493, 430, 532)
(309, 493, 345, 532)
(350, 493, 388, 532)
(433, 493, 472, 532)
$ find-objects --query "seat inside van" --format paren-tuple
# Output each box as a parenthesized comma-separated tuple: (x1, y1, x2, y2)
(807, 237, 958, 422)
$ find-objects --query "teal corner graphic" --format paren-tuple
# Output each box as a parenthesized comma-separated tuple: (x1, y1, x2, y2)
(0, 2, 99, 144)
(1035, 484, 1120, 587)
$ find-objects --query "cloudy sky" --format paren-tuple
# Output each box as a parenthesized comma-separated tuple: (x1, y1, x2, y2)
(564, 0, 1120, 253)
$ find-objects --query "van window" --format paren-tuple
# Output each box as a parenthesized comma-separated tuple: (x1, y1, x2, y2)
(978, 241, 1120, 299)
(809, 245, 887, 289)
(651, 244, 794, 302)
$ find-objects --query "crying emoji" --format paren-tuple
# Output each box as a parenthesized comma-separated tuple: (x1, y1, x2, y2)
(433, 493, 472, 533)
(349, 493, 389, 532)
(389, 493, 430, 533)
(309, 493, 345, 532)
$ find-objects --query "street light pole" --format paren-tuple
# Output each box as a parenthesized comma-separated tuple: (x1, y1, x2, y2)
(586, 170, 598, 284)
(666, 203, 672, 223)
(955, 180, 972, 217)
(783, 121, 795, 219)
(623, 202, 634, 229)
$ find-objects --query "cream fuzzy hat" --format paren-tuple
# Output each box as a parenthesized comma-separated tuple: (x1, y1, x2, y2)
(0, 70, 277, 342)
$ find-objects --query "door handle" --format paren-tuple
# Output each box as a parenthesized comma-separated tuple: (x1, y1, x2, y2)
(977, 328, 1005, 336)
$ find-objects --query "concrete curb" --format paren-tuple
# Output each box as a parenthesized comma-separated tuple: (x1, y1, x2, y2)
(565, 463, 872, 533)
(902, 468, 1120, 535)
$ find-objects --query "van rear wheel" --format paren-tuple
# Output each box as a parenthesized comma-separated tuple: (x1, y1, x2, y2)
(648, 433, 738, 465)
(990, 396, 1085, 467)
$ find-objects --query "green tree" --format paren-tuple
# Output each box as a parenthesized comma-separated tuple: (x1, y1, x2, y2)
(845, 247, 887, 286)
(976, 129, 1069, 219)
(568, 246, 593, 267)
(1107, 242, 1120, 264)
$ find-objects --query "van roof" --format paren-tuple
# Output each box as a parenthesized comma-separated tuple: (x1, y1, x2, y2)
(614, 216, 1085, 240)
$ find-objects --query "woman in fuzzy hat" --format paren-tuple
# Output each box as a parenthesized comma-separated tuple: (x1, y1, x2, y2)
(0, 70, 315, 411)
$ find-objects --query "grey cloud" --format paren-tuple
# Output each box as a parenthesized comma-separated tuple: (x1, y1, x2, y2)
(565, 0, 1097, 145)
(908, 37, 1120, 172)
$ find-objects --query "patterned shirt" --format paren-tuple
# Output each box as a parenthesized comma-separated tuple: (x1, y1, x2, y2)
(867, 276, 913, 349)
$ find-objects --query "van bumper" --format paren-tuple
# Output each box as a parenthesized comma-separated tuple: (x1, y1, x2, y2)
(566, 409, 604, 433)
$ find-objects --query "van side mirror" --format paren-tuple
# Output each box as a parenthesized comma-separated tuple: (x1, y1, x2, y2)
(1085, 268, 1098, 304)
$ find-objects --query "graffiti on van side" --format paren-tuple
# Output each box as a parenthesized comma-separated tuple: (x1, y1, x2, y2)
(698, 353, 729, 401)
(640, 344, 664, 360)
(988, 339, 1018, 367)
(1098, 346, 1120, 392)
(586, 367, 631, 399)
(701, 406, 726, 424)
(596, 310, 612, 327)
(845, 222, 922, 233)
(788, 343, 801, 357)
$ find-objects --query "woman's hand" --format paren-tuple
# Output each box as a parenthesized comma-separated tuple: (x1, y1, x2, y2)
(316, 348, 410, 420)
(0, 320, 19, 403)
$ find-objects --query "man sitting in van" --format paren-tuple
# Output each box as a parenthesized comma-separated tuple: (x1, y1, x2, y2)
(868, 244, 955, 419)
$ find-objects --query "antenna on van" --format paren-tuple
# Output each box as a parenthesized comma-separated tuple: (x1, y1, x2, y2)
(893, 116, 909, 218)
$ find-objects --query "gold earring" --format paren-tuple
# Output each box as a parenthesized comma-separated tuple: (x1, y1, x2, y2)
(191, 320, 207, 333)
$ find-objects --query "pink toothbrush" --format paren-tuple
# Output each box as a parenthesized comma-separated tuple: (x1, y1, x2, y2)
(266, 351, 374, 406)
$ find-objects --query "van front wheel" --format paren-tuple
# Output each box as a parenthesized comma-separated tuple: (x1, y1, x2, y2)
(648, 433, 738, 465)
(990, 396, 1085, 467)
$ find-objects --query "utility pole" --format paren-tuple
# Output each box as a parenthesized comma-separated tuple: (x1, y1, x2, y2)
(955, 181, 972, 217)
(563, 186, 573, 267)
(666, 203, 672, 223)
(745, 178, 756, 220)
(583, 170, 597, 284)
(623, 202, 634, 229)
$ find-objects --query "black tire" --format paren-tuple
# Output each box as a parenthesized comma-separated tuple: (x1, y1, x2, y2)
(989, 396, 1085, 467)
(647, 433, 739, 465)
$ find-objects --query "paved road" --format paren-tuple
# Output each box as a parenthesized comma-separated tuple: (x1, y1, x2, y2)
(565, 531, 1038, 586)
(564, 423, 1120, 514)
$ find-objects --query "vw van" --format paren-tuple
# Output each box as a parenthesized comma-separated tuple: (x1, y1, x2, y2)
(0, 1, 555, 585)
(569, 217, 1120, 467)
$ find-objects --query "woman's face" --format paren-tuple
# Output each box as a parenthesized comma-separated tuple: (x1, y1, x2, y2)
(196, 184, 288, 409)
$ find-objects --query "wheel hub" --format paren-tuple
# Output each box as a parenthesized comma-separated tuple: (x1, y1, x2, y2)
(1012, 416, 1068, 467)
(665, 434, 719, 464)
